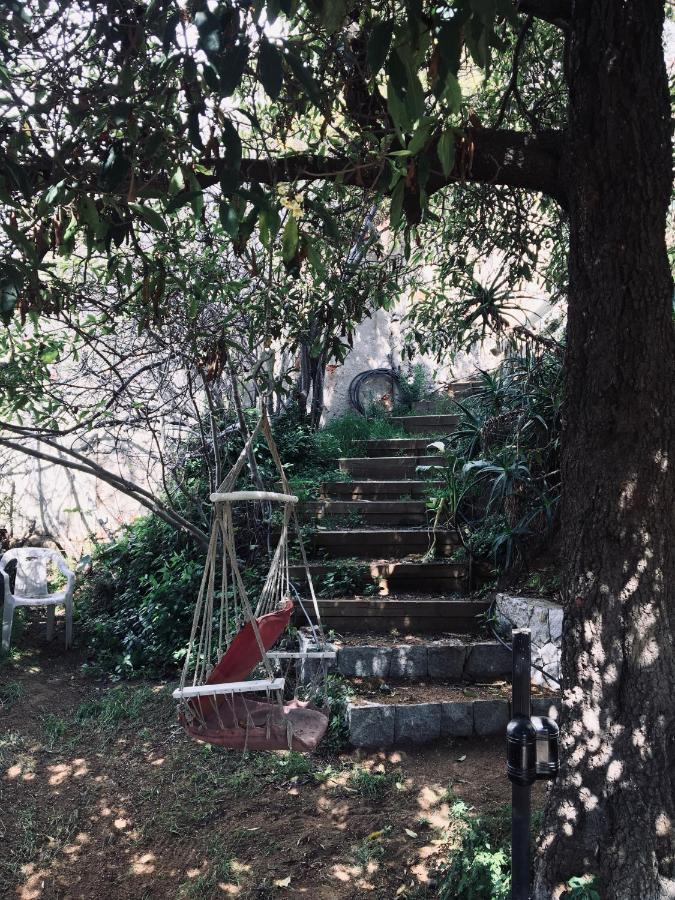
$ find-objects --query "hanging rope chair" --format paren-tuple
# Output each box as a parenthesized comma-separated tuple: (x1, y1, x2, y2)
(173, 412, 334, 752)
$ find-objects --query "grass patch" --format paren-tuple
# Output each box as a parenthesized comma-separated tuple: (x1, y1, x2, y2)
(351, 830, 390, 867)
(176, 841, 237, 898)
(347, 766, 398, 800)
(0, 680, 24, 709)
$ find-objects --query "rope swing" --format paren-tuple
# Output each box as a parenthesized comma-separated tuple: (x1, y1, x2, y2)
(173, 411, 335, 752)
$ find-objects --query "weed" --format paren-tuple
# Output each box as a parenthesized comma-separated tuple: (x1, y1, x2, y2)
(348, 767, 396, 800)
(177, 850, 237, 899)
(437, 799, 511, 900)
(0, 680, 23, 709)
(351, 827, 392, 867)
(41, 713, 70, 751)
(74, 684, 155, 732)
(316, 675, 352, 755)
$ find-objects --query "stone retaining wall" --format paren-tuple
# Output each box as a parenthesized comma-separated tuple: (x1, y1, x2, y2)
(299, 631, 513, 682)
(494, 594, 563, 687)
(348, 696, 561, 748)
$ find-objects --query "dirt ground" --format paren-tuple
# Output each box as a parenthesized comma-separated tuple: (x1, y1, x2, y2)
(0, 623, 546, 900)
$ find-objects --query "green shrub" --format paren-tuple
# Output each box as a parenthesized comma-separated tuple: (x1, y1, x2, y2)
(75, 514, 207, 678)
(432, 352, 563, 571)
(437, 800, 511, 900)
(75, 409, 401, 677)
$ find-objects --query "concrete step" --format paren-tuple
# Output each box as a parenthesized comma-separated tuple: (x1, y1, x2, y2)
(299, 499, 430, 526)
(310, 528, 458, 558)
(306, 597, 488, 633)
(357, 438, 432, 457)
(389, 414, 459, 434)
(320, 479, 443, 500)
(338, 455, 446, 479)
(289, 558, 468, 594)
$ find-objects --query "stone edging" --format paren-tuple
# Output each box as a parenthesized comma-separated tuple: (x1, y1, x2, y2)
(299, 631, 512, 682)
(347, 696, 561, 748)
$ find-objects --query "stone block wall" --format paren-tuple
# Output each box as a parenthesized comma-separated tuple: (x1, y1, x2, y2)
(494, 594, 563, 687)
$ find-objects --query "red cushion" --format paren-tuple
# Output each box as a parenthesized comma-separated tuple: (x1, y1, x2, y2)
(205, 599, 293, 685)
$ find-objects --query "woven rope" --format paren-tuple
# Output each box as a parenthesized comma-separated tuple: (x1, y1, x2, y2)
(176, 408, 328, 745)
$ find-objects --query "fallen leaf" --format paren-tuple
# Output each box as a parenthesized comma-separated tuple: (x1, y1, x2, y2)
(367, 830, 384, 840)
(404, 828, 418, 838)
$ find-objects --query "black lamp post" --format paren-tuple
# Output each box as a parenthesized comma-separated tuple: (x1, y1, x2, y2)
(506, 628, 560, 900)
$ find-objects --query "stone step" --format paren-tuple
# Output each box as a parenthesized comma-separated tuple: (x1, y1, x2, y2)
(300, 499, 429, 526)
(389, 413, 459, 434)
(347, 695, 561, 748)
(310, 528, 458, 558)
(320, 479, 443, 500)
(338, 455, 446, 479)
(299, 597, 485, 632)
(325, 639, 512, 681)
(357, 438, 432, 457)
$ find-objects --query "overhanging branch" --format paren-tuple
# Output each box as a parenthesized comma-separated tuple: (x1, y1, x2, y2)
(201, 128, 565, 207)
(0, 435, 209, 547)
(515, 0, 571, 28)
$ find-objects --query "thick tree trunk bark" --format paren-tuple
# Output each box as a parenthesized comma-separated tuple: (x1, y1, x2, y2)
(533, 3, 675, 898)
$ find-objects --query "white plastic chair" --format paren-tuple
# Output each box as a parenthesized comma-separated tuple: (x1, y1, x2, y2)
(0, 548, 75, 651)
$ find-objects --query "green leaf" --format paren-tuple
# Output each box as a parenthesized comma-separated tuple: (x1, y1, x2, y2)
(128, 202, 168, 233)
(408, 119, 433, 155)
(437, 129, 456, 177)
(367, 19, 394, 75)
(185, 172, 204, 219)
(259, 205, 281, 247)
(281, 214, 299, 264)
(259, 40, 283, 100)
(321, 0, 346, 34)
(219, 201, 239, 237)
(39, 347, 59, 364)
(99, 144, 130, 190)
(285, 51, 321, 105)
(390, 178, 405, 229)
(79, 196, 100, 230)
(169, 167, 185, 196)
(440, 70, 462, 112)
(266, 0, 281, 25)
(222, 118, 242, 170)
(219, 43, 250, 96)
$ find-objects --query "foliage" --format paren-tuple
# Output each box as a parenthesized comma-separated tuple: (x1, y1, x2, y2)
(75, 514, 207, 678)
(1, 0, 569, 353)
(347, 766, 397, 800)
(393, 364, 429, 412)
(562, 875, 601, 900)
(73, 409, 390, 676)
(427, 351, 563, 570)
(437, 799, 511, 900)
(316, 674, 353, 755)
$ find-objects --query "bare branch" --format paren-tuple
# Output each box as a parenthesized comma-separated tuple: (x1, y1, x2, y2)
(0, 436, 209, 547)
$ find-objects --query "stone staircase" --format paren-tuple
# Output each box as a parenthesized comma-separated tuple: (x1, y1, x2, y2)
(289, 388, 562, 748)
(290, 401, 485, 633)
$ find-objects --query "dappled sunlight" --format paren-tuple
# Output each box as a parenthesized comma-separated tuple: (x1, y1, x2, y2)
(46, 758, 89, 785)
(130, 851, 155, 875)
(2, 653, 523, 899)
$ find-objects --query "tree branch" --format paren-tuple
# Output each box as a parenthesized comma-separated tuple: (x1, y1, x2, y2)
(515, 0, 571, 28)
(0, 436, 209, 547)
(11, 127, 565, 207)
(213, 128, 566, 207)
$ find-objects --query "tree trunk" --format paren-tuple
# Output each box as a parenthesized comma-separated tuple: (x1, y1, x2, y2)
(534, 3, 675, 898)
